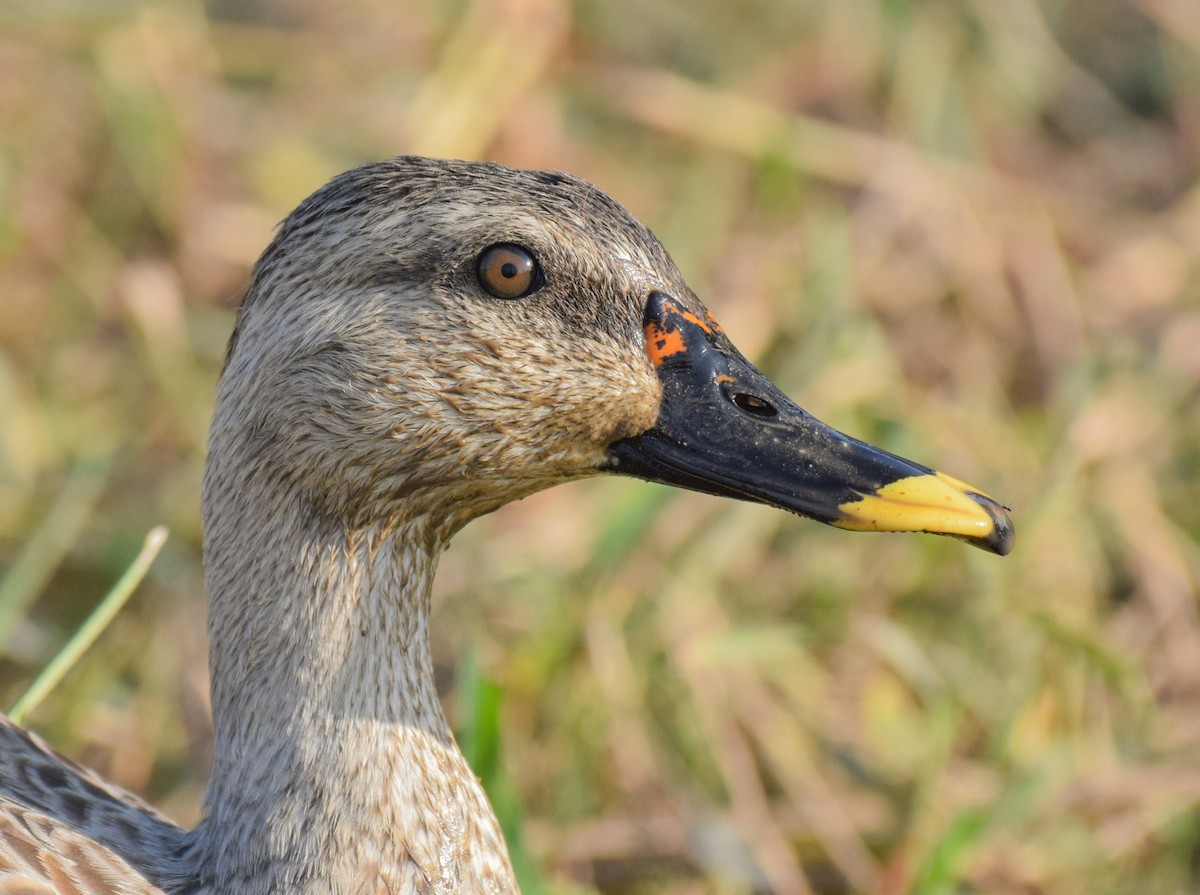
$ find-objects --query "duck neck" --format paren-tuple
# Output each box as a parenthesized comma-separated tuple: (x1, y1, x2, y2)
(190, 474, 515, 895)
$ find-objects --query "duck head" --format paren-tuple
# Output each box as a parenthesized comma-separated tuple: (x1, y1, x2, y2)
(215, 156, 1012, 554)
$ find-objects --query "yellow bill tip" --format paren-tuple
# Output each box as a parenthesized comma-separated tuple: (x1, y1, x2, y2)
(834, 471, 1014, 555)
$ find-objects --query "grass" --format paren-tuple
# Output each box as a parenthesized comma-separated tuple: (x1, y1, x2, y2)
(1, 0, 1199, 892)
(8, 525, 166, 724)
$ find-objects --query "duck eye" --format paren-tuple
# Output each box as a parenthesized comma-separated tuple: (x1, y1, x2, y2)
(477, 244, 542, 299)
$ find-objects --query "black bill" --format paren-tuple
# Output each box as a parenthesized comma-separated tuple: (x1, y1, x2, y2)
(605, 292, 1014, 555)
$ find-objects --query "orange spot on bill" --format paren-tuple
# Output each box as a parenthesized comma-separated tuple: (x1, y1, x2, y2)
(645, 298, 724, 367)
(679, 308, 713, 335)
(646, 321, 687, 367)
(664, 299, 724, 336)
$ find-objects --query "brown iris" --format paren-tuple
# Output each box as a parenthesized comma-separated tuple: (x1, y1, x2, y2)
(477, 244, 542, 299)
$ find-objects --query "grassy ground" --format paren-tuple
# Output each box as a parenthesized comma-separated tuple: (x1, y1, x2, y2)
(2, 0, 1199, 892)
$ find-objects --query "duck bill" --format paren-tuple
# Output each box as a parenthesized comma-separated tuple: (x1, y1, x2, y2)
(606, 293, 1014, 555)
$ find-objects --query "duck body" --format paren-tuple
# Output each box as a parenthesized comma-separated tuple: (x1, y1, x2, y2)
(0, 156, 1011, 894)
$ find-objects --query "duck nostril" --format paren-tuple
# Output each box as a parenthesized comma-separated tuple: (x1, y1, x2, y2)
(731, 392, 778, 418)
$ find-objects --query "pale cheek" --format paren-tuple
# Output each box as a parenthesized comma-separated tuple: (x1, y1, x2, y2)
(539, 364, 662, 458)
(594, 356, 663, 441)
(404, 332, 662, 477)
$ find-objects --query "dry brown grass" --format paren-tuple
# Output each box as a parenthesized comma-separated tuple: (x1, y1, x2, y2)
(1, 1, 1198, 892)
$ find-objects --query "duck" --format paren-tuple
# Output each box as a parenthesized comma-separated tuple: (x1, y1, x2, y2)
(0, 155, 1013, 894)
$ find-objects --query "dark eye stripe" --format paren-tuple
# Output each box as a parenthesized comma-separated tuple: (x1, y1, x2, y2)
(477, 244, 542, 299)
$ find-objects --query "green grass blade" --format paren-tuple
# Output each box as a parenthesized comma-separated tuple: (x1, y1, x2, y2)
(8, 525, 168, 724)
(457, 643, 553, 895)
(911, 808, 989, 895)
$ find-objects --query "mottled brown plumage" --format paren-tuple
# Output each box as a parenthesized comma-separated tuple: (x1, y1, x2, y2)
(0, 156, 687, 894)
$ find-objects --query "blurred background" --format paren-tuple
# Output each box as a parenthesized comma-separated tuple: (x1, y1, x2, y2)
(1, 0, 1198, 892)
